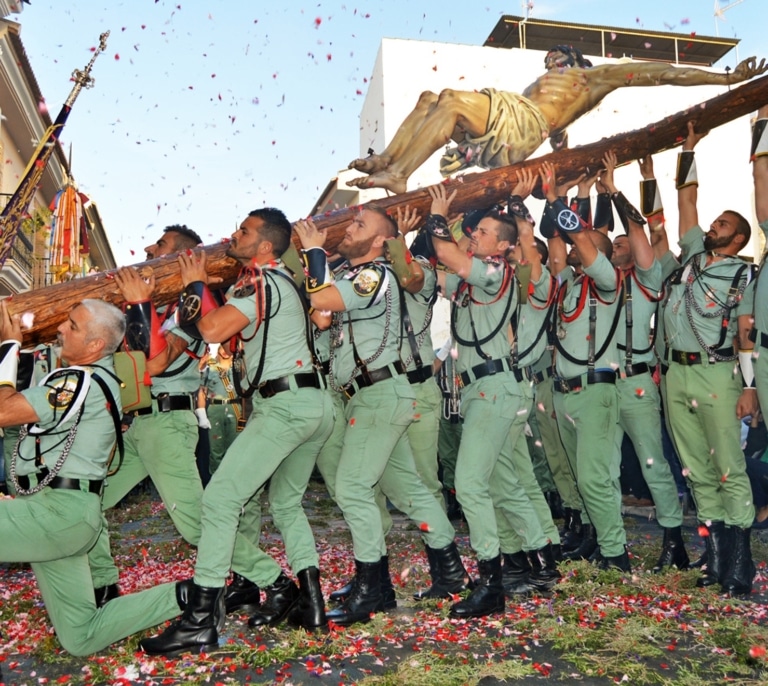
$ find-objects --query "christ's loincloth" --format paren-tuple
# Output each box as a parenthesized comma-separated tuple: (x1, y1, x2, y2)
(440, 88, 549, 175)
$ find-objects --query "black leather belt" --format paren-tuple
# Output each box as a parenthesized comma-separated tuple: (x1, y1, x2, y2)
(554, 370, 616, 393)
(407, 365, 433, 385)
(129, 394, 193, 417)
(459, 358, 510, 387)
(668, 348, 734, 366)
(661, 363, 669, 376)
(530, 366, 555, 385)
(622, 362, 650, 378)
(17, 467, 103, 495)
(258, 372, 321, 399)
(208, 397, 238, 405)
(345, 362, 405, 398)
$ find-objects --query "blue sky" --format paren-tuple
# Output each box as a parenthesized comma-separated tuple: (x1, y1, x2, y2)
(11, 1, 764, 265)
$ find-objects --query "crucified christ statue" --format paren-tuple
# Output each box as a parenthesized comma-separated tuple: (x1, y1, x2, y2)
(347, 45, 767, 194)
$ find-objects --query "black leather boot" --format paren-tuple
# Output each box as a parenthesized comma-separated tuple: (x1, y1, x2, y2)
(559, 508, 573, 537)
(414, 542, 474, 600)
(332, 556, 397, 607)
(562, 523, 597, 561)
(412, 544, 440, 600)
(527, 543, 562, 592)
(329, 577, 354, 603)
(696, 521, 730, 588)
(445, 488, 463, 521)
(379, 554, 398, 609)
(94, 583, 120, 608)
(721, 527, 755, 596)
(247, 572, 300, 627)
(449, 555, 505, 619)
(689, 549, 708, 569)
(652, 526, 690, 573)
(140, 584, 224, 656)
(286, 567, 328, 631)
(501, 551, 532, 596)
(551, 543, 563, 562)
(326, 559, 385, 626)
(560, 510, 584, 552)
(225, 573, 261, 615)
(598, 548, 631, 572)
(545, 490, 565, 520)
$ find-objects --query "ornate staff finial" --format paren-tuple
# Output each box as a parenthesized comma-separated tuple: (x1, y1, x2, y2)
(65, 30, 110, 107)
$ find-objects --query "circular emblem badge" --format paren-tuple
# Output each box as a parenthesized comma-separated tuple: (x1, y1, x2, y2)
(352, 268, 381, 297)
(47, 378, 78, 410)
(557, 209, 581, 232)
(179, 294, 201, 322)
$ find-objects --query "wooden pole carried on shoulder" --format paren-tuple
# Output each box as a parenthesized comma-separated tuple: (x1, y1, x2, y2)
(8, 73, 768, 347)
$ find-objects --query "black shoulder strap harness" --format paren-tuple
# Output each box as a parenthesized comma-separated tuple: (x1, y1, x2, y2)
(232, 267, 321, 398)
(663, 252, 755, 361)
(11, 368, 123, 489)
(153, 303, 206, 379)
(328, 261, 401, 393)
(450, 260, 515, 375)
(616, 268, 664, 367)
(90, 367, 125, 474)
(511, 273, 557, 368)
(399, 272, 439, 370)
(554, 272, 625, 374)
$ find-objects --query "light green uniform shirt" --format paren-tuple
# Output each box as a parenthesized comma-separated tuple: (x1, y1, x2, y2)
(18, 356, 122, 480)
(444, 256, 517, 376)
(331, 258, 404, 388)
(662, 226, 754, 355)
(554, 251, 621, 379)
(153, 306, 205, 395)
(513, 267, 555, 369)
(227, 263, 314, 383)
(653, 250, 681, 364)
(401, 261, 438, 372)
(751, 219, 768, 336)
(616, 261, 663, 367)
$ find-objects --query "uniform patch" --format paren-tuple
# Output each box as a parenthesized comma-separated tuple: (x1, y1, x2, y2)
(46, 374, 80, 410)
(233, 278, 256, 298)
(47, 382, 76, 410)
(352, 268, 381, 297)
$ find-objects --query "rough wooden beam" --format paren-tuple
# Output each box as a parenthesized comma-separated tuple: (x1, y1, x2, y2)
(9, 73, 768, 347)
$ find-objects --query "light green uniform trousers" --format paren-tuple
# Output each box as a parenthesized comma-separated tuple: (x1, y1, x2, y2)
(526, 410, 556, 493)
(534, 376, 583, 511)
(615, 373, 683, 527)
(334, 377, 455, 563)
(375, 377, 445, 531)
(403, 378, 444, 508)
(315, 390, 349, 503)
(756, 348, 768, 434)
(456, 373, 547, 561)
(496, 381, 561, 553)
(207, 402, 240, 474)
(0, 488, 179, 657)
(194, 387, 334, 587)
(88, 409, 204, 587)
(438, 417, 463, 491)
(554, 381, 626, 557)
(665, 361, 754, 528)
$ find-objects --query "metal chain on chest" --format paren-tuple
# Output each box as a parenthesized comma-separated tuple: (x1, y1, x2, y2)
(682, 259, 746, 362)
(9, 406, 84, 496)
(328, 283, 393, 393)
